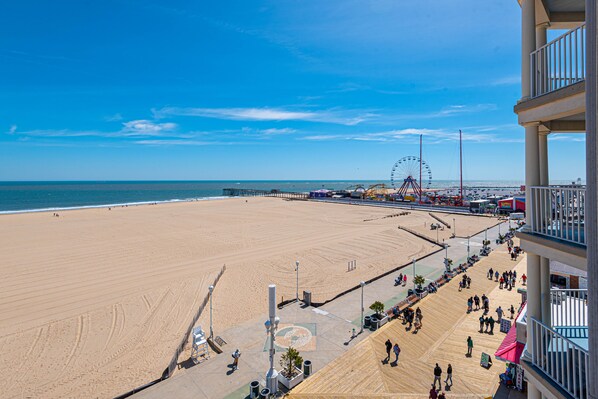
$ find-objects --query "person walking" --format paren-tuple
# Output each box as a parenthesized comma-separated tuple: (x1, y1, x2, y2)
(488, 268, 493, 280)
(494, 271, 499, 281)
(232, 349, 241, 370)
(433, 363, 442, 389)
(429, 386, 438, 399)
(467, 297, 473, 313)
(510, 305, 516, 319)
(466, 336, 473, 357)
(467, 276, 471, 289)
(499, 276, 504, 289)
(521, 273, 527, 285)
(496, 306, 503, 322)
(393, 343, 401, 363)
(474, 295, 480, 310)
(489, 316, 495, 334)
(403, 274, 407, 286)
(385, 339, 392, 362)
(479, 314, 485, 333)
(438, 392, 446, 399)
(444, 364, 453, 386)
(484, 317, 491, 333)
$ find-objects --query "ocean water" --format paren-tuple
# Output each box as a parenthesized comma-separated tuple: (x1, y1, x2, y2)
(0, 180, 529, 213)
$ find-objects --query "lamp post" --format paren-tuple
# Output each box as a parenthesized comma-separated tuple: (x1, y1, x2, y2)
(209, 285, 214, 339)
(485, 228, 488, 242)
(467, 237, 470, 260)
(412, 258, 416, 290)
(295, 260, 299, 302)
(499, 222, 501, 236)
(436, 226, 439, 243)
(453, 218, 456, 236)
(360, 281, 365, 333)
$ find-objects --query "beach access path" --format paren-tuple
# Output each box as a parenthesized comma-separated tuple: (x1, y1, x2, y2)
(133, 220, 514, 399)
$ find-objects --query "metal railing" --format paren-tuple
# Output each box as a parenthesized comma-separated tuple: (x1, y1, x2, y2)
(529, 186, 586, 245)
(550, 289, 588, 327)
(531, 24, 586, 98)
(529, 318, 588, 399)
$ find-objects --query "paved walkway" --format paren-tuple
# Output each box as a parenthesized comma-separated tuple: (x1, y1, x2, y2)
(133, 220, 510, 399)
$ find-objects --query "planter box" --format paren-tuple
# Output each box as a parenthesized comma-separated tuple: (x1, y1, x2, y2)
(377, 314, 389, 327)
(278, 367, 304, 389)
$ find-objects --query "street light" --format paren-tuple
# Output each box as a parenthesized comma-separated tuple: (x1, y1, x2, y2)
(412, 258, 416, 290)
(295, 260, 300, 302)
(360, 281, 366, 333)
(467, 237, 470, 260)
(209, 285, 214, 339)
(453, 218, 456, 236)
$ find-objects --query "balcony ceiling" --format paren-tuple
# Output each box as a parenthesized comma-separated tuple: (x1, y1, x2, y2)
(542, 0, 585, 13)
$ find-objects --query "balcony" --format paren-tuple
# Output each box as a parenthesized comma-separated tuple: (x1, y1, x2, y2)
(531, 24, 586, 99)
(525, 289, 588, 399)
(529, 186, 586, 246)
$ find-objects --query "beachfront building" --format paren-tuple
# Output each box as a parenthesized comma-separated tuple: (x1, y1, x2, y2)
(514, 1, 597, 399)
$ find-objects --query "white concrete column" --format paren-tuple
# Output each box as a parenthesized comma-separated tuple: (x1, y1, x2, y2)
(585, 0, 598, 397)
(536, 23, 548, 50)
(539, 132, 549, 186)
(526, 253, 542, 345)
(521, 0, 536, 100)
(528, 383, 541, 399)
(525, 125, 540, 227)
(540, 256, 551, 325)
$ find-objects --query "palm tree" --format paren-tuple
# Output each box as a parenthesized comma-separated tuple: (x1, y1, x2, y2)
(414, 275, 426, 290)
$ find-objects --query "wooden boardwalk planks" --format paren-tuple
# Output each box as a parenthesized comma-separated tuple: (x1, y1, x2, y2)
(290, 243, 527, 399)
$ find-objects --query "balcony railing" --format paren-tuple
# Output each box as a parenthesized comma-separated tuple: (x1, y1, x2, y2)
(529, 318, 588, 399)
(529, 186, 586, 246)
(531, 23, 586, 98)
(551, 289, 588, 327)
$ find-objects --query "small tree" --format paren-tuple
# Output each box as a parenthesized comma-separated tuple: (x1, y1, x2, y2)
(369, 301, 385, 316)
(414, 275, 426, 290)
(280, 346, 303, 378)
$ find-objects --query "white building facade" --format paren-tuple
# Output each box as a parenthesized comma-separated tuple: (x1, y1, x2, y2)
(514, 1, 596, 399)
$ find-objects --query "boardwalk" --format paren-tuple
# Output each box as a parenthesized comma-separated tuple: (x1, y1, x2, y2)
(290, 244, 527, 399)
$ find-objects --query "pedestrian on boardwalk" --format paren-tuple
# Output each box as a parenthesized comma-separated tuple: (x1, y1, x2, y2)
(496, 306, 503, 322)
(232, 349, 241, 370)
(393, 343, 401, 363)
(495, 271, 499, 281)
(433, 363, 442, 389)
(474, 295, 480, 310)
(499, 276, 504, 289)
(458, 280, 463, 292)
(522, 274, 527, 285)
(513, 270, 517, 280)
(429, 386, 438, 399)
(444, 364, 453, 386)
(467, 276, 471, 289)
(488, 268, 493, 280)
(438, 392, 446, 399)
(510, 305, 516, 319)
(467, 297, 473, 313)
(403, 274, 407, 286)
(484, 317, 490, 332)
(488, 316, 495, 334)
(479, 314, 485, 332)
(466, 336, 473, 357)
(385, 339, 392, 362)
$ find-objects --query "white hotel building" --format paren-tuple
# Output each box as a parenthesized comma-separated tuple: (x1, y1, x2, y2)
(514, 1, 596, 399)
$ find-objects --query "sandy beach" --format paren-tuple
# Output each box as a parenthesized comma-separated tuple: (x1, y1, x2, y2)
(0, 197, 498, 398)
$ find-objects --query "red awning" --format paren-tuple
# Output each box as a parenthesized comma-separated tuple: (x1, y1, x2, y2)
(494, 306, 525, 364)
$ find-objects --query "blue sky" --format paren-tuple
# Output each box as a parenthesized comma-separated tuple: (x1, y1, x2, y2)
(0, 0, 586, 181)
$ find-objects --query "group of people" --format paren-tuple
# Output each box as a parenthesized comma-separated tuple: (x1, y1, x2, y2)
(508, 245, 523, 260)
(458, 273, 471, 291)
(401, 306, 423, 332)
(384, 339, 401, 365)
(394, 273, 408, 286)
(466, 293, 489, 313)
(428, 363, 453, 399)
(498, 270, 517, 290)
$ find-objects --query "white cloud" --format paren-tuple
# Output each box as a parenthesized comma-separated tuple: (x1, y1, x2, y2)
(259, 128, 296, 135)
(153, 106, 373, 126)
(121, 119, 177, 136)
(549, 134, 585, 142)
(491, 75, 521, 86)
(7, 125, 17, 134)
(104, 113, 123, 122)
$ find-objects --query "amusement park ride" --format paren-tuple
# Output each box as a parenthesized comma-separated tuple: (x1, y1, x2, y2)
(345, 132, 466, 206)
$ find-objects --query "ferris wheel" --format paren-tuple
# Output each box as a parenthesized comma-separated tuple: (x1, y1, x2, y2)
(390, 156, 433, 197)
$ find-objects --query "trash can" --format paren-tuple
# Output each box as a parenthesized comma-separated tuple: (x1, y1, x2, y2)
(260, 388, 270, 398)
(250, 380, 260, 399)
(303, 360, 312, 377)
(364, 315, 371, 328)
(303, 290, 312, 306)
(370, 316, 378, 330)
